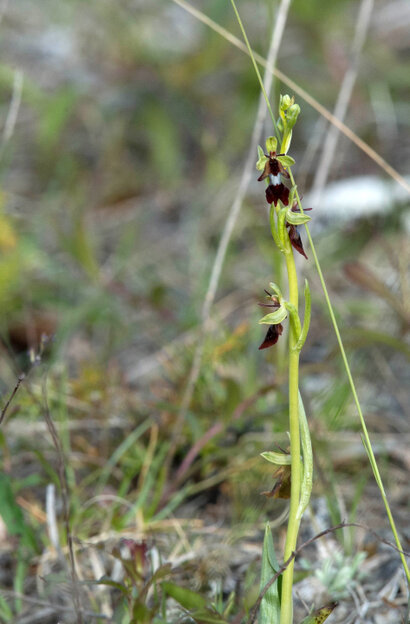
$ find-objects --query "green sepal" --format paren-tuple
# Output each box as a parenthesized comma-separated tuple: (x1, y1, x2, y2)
(256, 145, 268, 170)
(259, 306, 287, 325)
(268, 282, 283, 298)
(259, 523, 281, 624)
(265, 136, 277, 153)
(261, 451, 292, 466)
(276, 155, 295, 168)
(286, 208, 311, 226)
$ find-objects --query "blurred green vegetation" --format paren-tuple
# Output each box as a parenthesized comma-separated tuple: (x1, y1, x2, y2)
(0, 0, 408, 621)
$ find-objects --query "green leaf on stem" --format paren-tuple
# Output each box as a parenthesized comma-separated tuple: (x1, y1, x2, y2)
(259, 306, 287, 325)
(261, 451, 292, 466)
(284, 301, 302, 337)
(286, 208, 311, 226)
(295, 279, 311, 351)
(296, 391, 313, 520)
(259, 523, 281, 624)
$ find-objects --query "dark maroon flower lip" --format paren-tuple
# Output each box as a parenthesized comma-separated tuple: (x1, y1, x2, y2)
(287, 224, 307, 259)
(284, 201, 311, 258)
(259, 323, 283, 350)
(266, 183, 289, 206)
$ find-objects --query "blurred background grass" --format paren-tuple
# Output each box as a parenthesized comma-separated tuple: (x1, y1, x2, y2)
(0, 0, 408, 622)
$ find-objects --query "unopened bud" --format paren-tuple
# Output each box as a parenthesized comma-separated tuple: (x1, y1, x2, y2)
(280, 94, 294, 111)
(285, 103, 300, 130)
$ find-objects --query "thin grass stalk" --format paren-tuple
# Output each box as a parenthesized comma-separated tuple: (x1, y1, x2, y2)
(42, 377, 84, 624)
(172, 0, 410, 194)
(309, 0, 373, 206)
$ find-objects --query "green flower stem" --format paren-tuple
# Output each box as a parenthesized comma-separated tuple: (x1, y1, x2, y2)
(280, 245, 302, 624)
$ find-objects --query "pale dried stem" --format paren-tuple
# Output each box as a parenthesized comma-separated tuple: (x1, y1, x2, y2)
(172, 0, 410, 194)
(42, 378, 84, 624)
(310, 0, 374, 207)
(1, 70, 23, 150)
(167, 1, 292, 476)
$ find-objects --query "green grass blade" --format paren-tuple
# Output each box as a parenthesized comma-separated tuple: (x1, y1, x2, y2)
(259, 523, 281, 624)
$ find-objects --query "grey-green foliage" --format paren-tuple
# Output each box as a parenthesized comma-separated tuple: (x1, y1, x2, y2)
(314, 551, 366, 598)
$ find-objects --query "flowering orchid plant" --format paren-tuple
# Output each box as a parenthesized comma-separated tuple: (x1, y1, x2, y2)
(228, 4, 409, 621)
(255, 95, 315, 624)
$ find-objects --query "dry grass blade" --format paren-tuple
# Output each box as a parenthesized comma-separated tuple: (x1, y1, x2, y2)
(0, 69, 23, 152)
(309, 0, 374, 206)
(163, 1, 292, 495)
(42, 376, 84, 624)
(344, 260, 410, 327)
(0, 591, 109, 621)
(172, 0, 410, 194)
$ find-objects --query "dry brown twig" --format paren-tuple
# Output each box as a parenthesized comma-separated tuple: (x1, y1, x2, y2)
(172, 0, 410, 194)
